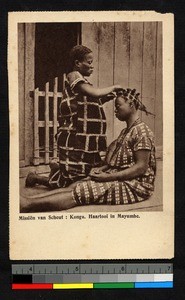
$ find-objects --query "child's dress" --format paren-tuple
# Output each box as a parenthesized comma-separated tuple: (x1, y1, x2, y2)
(72, 118, 156, 204)
(49, 71, 107, 188)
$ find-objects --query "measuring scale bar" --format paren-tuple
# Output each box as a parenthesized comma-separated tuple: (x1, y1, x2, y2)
(12, 282, 173, 289)
(12, 263, 173, 289)
(12, 263, 173, 275)
(13, 273, 173, 284)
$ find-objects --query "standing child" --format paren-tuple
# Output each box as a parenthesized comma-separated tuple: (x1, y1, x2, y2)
(26, 45, 122, 188)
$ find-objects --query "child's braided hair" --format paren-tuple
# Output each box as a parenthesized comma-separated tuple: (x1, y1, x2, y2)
(116, 88, 155, 116)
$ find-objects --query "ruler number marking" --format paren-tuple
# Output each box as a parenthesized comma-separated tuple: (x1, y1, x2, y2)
(12, 263, 173, 276)
(75, 266, 79, 273)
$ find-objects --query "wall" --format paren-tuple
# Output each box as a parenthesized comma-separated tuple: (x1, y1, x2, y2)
(18, 23, 35, 167)
(19, 22, 162, 167)
(19, 23, 79, 167)
(82, 22, 162, 147)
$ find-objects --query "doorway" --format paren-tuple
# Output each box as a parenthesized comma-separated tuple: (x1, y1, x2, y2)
(33, 23, 81, 163)
(35, 23, 81, 90)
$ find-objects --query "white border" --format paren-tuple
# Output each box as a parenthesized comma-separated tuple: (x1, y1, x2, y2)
(9, 11, 174, 260)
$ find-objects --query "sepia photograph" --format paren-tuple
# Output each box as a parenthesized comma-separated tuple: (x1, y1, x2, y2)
(9, 11, 174, 260)
(18, 20, 162, 213)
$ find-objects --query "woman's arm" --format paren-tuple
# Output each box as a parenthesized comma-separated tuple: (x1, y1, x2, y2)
(100, 93, 116, 104)
(75, 82, 122, 98)
(89, 164, 109, 176)
(90, 150, 150, 182)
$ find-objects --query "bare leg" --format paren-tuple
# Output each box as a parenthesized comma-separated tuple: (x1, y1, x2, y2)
(20, 190, 77, 213)
(66, 176, 91, 190)
(24, 176, 90, 198)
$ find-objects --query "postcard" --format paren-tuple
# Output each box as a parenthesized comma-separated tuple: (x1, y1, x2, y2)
(9, 11, 174, 260)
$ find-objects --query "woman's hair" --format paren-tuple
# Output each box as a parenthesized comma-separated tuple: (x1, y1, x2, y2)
(69, 45, 92, 69)
(116, 88, 155, 116)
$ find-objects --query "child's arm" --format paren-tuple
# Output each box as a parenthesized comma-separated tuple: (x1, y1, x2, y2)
(75, 82, 122, 98)
(90, 150, 150, 182)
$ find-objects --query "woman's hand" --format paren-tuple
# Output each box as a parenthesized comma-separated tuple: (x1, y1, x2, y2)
(89, 167, 103, 176)
(90, 150, 150, 182)
(90, 172, 115, 182)
(100, 93, 116, 104)
(106, 93, 116, 100)
(113, 85, 123, 92)
(89, 165, 109, 176)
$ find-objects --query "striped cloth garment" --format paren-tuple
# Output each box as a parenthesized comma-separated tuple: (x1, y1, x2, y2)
(72, 118, 156, 205)
(49, 71, 107, 188)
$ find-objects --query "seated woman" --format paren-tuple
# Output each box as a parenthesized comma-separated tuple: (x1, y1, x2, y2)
(20, 88, 156, 212)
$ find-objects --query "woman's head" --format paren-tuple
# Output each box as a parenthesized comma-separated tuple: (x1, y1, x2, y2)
(115, 89, 140, 121)
(115, 88, 153, 121)
(69, 45, 93, 76)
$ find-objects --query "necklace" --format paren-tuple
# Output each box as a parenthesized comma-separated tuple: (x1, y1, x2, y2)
(126, 117, 140, 132)
(108, 118, 141, 164)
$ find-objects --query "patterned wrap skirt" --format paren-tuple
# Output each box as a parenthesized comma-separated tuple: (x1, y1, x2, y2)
(72, 178, 154, 205)
(48, 152, 102, 188)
